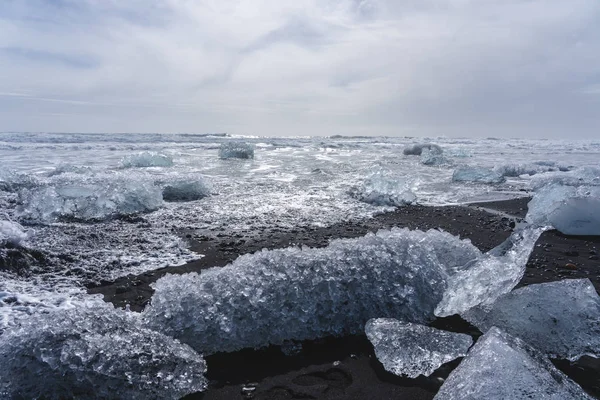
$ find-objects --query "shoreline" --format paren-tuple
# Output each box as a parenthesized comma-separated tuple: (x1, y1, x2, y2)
(87, 197, 600, 399)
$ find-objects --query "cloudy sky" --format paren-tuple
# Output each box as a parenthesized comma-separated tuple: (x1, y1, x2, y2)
(1, 0, 599, 137)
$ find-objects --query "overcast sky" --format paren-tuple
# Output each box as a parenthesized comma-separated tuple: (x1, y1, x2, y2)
(1, 0, 599, 138)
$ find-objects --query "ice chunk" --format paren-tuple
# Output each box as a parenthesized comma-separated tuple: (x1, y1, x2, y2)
(434, 327, 592, 400)
(0, 167, 38, 192)
(0, 219, 28, 246)
(526, 184, 600, 235)
(351, 171, 416, 206)
(435, 226, 545, 317)
(403, 143, 442, 156)
(121, 151, 174, 168)
(162, 179, 210, 202)
(493, 162, 567, 178)
(143, 227, 540, 354)
(463, 279, 600, 360)
(365, 319, 472, 378)
(0, 302, 207, 399)
(452, 166, 505, 184)
(47, 163, 93, 177)
(218, 141, 255, 159)
(19, 180, 163, 223)
(530, 166, 600, 190)
(421, 147, 452, 166)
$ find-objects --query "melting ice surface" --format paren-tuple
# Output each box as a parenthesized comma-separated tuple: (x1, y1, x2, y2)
(121, 151, 174, 168)
(143, 226, 539, 354)
(526, 184, 600, 235)
(0, 297, 207, 400)
(463, 279, 600, 360)
(434, 327, 592, 400)
(365, 319, 472, 378)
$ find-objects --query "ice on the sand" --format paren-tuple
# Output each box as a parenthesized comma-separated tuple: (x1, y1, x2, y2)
(121, 151, 174, 168)
(421, 147, 452, 166)
(0, 219, 28, 245)
(452, 166, 505, 184)
(352, 171, 416, 206)
(0, 301, 207, 400)
(143, 226, 541, 354)
(218, 141, 255, 159)
(365, 319, 472, 378)
(463, 279, 600, 360)
(20, 180, 163, 222)
(162, 179, 210, 202)
(493, 162, 569, 177)
(434, 327, 592, 400)
(403, 143, 442, 156)
(529, 166, 600, 190)
(435, 226, 545, 317)
(526, 184, 600, 235)
(0, 167, 38, 192)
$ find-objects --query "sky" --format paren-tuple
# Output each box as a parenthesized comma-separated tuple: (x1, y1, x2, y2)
(1, 0, 599, 138)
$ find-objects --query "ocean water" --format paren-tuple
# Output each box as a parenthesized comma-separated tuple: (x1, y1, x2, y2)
(1, 133, 599, 397)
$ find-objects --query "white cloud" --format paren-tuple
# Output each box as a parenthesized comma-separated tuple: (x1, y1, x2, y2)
(0, 0, 599, 137)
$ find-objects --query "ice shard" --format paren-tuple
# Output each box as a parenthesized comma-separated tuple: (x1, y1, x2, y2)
(434, 327, 592, 400)
(0, 302, 207, 400)
(463, 279, 600, 360)
(143, 226, 542, 354)
(365, 319, 472, 378)
(435, 226, 545, 317)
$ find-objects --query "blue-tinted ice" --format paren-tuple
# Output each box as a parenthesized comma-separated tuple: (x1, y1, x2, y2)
(452, 166, 505, 184)
(464, 279, 600, 360)
(352, 170, 416, 206)
(365, 319, 472, 378)
(434, 327, 592, 400)
(143, 226, 542, 354)
(121, 151, 174, 168)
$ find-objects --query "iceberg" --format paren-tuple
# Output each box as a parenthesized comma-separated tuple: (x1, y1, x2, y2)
(351, 171, 416, 206)
(162, 179, 210, 202)
(529, 166, 600, 190)
(403, 143, 442, 156)
(434, 327, 592, 400)
(526, 184, 600, 235)
(143, 226, 541, 354)
(452, 166, 505, 184)
(435, 226, 545, 317)
(218, 141, 255, 159)
(19, 180, 163, 223)
(463, 279, 600, 360)
(0, 302, 207, 400)
(365, 319, 472, 378)
(0, 219, 28, 246)
(121, 151, 174, 168)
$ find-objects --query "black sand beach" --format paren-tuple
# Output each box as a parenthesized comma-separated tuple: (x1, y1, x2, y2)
(88, 197, 600, 399)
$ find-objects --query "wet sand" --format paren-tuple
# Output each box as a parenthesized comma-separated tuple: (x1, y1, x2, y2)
(88, 197, 600, 399)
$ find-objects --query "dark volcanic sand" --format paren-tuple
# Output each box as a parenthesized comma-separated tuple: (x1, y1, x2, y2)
(88, 197, 600, 399)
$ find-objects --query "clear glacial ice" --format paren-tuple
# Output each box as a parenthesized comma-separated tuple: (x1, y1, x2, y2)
(143, 226, 540, 354)
(529, 166, 600, 190)
(0, 219, 28, 245)
(420, 147, 452, 166)
(121, 151, 174, 168)
(452, 166, 505, 184)
(0, 299, 207, 400)
(218, 141, 255, 159)
(435, 226, 545, 317)
(526, 184, 600, 235)
(351, 170, 417, 206)
(365, 319, 472, 378)
(463, 279, 600, 360)
(403, 143, 442, 156)
(161, 179, 210, 202)
(19, 180, 164, 223)
(0, 167, 38, 192)
(434, 327, 592, 400)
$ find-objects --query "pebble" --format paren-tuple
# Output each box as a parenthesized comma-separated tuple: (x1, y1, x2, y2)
(564, 263, 578, 270)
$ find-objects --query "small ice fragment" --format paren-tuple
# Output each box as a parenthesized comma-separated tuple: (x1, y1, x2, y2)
(0, 219, 29, 246)
(219, 141, 255, 159)
(434, 327, 592, 400)
(526, 184, 600, 235)
(162, 180, 210, 202)
(403, 143, 442, 156)
(463, 279, 600, 360)
(352, 170, 416, 206)
(452, 166, 505, 184)
(365, 319, 472, 378)
(121, 151, 174, 168)
(435, 226, 546, 317)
